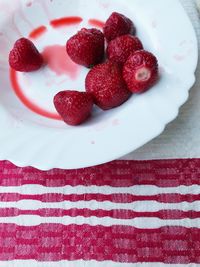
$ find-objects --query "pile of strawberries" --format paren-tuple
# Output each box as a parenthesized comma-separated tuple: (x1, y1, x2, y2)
(9, 12, 159, 126)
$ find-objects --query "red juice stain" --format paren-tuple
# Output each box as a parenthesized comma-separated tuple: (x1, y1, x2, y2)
(88, 19, 105, 29)
(29, 26, 47, 39)
(10, 68, 61, 120)
(50, 17, 83, 28)
(26, 1, 32, 7)
(42, 45, 80, 79)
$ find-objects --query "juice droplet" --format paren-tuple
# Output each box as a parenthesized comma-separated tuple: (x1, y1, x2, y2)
(88, 19, 105, 29)
(29, 26, 47, 39)
(50, 17, 83, 28)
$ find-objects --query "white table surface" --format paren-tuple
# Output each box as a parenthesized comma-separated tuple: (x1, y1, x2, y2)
(123, 0, 200, 160)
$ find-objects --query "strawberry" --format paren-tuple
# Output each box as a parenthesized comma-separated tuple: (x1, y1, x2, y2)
(103, 12, 135, 42)
(85, 61, 131, 110)
(107, 35, 143, 65)
(54, 91, 94, 126)
(9, 38, 43, 72)
(66, 28, 105, 67)
(123, 50, 159, 93)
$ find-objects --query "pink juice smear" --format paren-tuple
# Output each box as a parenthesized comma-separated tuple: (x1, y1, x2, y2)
(42, 45, 80, 79)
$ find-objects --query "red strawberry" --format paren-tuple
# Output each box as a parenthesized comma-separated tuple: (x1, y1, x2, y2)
(66, 28, 105, 67)
(104, 12, 135, 42)
(9, 38, 43, 72)
(107, 35, 143, 65)
(123, 50, 159, 93)
(85, 61, 131, 110)
(54, 91, 94, 126)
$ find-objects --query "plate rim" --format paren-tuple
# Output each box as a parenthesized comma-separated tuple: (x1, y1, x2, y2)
(0, 0, 198, 170)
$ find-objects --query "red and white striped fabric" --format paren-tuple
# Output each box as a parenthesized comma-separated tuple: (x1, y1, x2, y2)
(0, 159, 200, 266)
(1, 1, 199, 266)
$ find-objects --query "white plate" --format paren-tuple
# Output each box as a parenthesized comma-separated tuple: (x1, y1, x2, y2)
(0, 0, 198, 170)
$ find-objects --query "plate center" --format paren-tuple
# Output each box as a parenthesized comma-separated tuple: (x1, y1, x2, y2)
(10, 16, 104, 120)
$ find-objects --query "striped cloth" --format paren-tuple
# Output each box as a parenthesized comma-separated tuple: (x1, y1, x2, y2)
(1, 1, 200, 267)
(0, 159, 200, 266)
